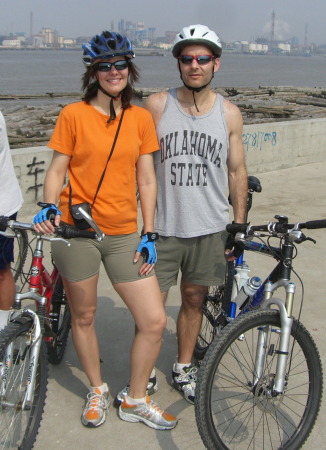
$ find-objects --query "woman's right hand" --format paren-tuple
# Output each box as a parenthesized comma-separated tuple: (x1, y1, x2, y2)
(33, 202, 61, 234)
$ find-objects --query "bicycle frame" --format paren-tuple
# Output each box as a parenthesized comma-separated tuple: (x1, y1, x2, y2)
(13, 235, 59, 322)
(229, 231, 299, 395)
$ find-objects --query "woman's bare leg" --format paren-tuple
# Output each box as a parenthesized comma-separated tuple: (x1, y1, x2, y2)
(62, 273, 103, 387)
(114, 276, 166, 399)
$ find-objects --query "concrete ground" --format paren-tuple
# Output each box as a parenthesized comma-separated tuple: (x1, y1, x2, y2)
(31, 161, 326, 449)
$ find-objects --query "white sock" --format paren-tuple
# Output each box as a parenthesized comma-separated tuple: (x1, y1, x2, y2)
(90, 382, 109, 394)
(175, 362, 191, 371)
(150, 368, 156, 378)
(0, 310, 10, 331)
(125, 395, 147, 405)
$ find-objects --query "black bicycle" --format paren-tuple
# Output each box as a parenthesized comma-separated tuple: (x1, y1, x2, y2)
(195, 216, 325, 449)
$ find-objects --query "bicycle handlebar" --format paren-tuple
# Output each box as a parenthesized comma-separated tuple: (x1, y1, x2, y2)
(226, 218, 326, 235)
(0, 216, 98, 240)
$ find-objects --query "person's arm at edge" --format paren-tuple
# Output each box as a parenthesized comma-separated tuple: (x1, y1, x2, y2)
(33, 150, 70, 234)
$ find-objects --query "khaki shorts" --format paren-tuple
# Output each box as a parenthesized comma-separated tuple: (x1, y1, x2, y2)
(51, 232, 154, 283)
(155, 231, 228, 292)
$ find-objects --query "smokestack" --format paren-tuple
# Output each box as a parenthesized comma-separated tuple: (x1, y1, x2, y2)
(30, 11, 33, 45)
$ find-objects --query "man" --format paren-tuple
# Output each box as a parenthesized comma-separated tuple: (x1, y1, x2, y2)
(146, 24, 247, 404)
(0, 110, 23, 331)
(115, 24, 247, 406)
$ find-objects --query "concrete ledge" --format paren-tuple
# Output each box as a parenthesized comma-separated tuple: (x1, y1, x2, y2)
(12, 118, 326, 217)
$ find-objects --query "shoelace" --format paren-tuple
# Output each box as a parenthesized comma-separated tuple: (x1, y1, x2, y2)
(180, 367, 198, 382)
(143, 400, 164, 417)
(86, 392, 107, 412)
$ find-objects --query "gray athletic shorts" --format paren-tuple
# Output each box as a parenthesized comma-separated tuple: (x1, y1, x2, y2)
(155, 231, 228, 292)
(51, 232, 154, 283)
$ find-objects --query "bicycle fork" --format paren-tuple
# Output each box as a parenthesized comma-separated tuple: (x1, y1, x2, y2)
(0, 309, 43, 411)
(253, 280, 296, 394)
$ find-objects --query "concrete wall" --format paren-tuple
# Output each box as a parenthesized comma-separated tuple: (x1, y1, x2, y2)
(243, 118, 326, 173)
(11, 118, 326, 218)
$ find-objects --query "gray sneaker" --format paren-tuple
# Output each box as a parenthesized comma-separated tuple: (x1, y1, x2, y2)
(81, 386, 110, 427)
(119, 395, 177, 430)
(113, 374, 158, 407)
(171, 364, 197, 404)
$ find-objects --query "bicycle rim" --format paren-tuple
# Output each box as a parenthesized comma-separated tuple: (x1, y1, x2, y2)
(0, 321, 48, 449)
(195, 310, 323, 450)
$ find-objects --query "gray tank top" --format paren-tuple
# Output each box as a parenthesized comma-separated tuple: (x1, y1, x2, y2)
(154, 88, 229, 237)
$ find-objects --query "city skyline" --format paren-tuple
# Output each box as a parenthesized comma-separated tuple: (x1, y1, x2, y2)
(1, 0, 326, 46)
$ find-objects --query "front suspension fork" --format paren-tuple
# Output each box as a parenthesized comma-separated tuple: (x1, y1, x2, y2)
(253, 280, 296, 393)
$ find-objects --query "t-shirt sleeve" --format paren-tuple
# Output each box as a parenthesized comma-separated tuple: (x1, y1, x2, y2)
(48, 106, 76, 156)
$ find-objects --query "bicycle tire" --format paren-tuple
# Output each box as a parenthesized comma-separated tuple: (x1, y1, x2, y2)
(194, 260, 234, 361)
(0, 318, 48, 450)
(46, 276, 71, 364)
(195, 310, 323, 450)
(12, 229, 29, 282)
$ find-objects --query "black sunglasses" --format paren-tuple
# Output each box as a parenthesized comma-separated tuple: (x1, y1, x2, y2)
(178, 55, 216, 65)
(97, 60, 128, 72)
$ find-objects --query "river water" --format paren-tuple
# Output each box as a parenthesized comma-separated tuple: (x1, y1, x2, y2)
(0, 49, 325, 98)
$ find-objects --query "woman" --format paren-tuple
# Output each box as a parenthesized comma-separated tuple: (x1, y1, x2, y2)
(33, 31, 177, 431)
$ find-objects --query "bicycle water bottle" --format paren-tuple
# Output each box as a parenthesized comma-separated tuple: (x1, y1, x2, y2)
(232, 261, 250, 299)
(233, 276, 262, 308)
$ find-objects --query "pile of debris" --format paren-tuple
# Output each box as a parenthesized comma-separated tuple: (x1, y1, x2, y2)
(1, 86, 325, 148)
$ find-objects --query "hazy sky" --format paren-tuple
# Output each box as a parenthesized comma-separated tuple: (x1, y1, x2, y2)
(1, 0, 326, 45)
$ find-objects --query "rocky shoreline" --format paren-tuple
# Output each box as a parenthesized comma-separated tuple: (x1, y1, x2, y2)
(1, 86, 326, 148)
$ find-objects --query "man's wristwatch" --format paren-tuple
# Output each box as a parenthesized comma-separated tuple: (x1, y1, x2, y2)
(143, 232, 159, 242)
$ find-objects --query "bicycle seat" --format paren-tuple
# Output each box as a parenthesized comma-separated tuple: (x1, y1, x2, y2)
(248, 176, 262, 193)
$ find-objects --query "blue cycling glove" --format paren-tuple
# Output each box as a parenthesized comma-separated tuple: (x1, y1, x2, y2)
(33, 202, 62, 224)
(136, 232, 159, 265)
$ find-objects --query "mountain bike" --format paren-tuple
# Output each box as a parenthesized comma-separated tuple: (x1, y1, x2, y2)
(195, 216, 326, 450)
(194, 175, 262, 361)
(0, 211, 103, 450)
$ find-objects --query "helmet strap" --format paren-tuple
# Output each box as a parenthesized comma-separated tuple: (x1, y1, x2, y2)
(178, 63, 215, 112)
(97, 84, 122, 123)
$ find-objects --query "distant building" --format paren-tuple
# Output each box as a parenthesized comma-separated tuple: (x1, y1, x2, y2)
(1, 39, 22, 48)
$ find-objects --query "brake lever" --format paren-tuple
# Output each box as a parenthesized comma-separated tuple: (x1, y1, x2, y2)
(294, 232, 316, 244)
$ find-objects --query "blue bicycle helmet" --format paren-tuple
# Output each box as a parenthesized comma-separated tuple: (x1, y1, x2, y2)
(82, 31, 135, 65)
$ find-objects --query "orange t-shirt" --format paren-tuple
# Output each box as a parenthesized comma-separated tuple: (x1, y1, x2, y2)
(48, 101, 159, 235)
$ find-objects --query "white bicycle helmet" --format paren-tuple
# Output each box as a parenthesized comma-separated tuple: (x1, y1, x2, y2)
(172, 24, 222, 58)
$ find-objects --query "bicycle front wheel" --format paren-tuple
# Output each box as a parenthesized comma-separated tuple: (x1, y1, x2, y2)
(195, 310, 323, 450)
(194, 261, 234, 361)
(0, 318, 48, 450)
(47, 276, 71, 364)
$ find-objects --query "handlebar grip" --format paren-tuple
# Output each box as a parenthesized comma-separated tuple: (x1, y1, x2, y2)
(226, 223, 248, 234)
(302, 219, 326, 229)
(56, 226, 97, 240)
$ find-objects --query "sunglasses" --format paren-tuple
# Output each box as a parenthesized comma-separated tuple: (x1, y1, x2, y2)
(178, 55, 216, 65)
(97, 60, 128, 72)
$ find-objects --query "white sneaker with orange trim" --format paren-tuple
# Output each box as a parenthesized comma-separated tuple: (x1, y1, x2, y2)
(119, 395, 177, 430)
(81, 385, 110, 427)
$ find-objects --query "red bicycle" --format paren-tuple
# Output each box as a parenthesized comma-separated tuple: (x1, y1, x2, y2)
(0, 214, 101, 449)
